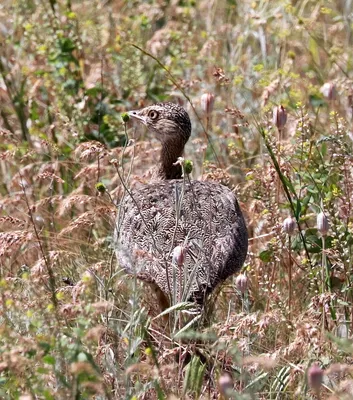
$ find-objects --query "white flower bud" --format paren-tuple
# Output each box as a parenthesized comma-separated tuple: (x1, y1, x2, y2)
(201, 93, 215, 114)
(283, 216, 296, 236)
(320, 82, 336, 100)
(317, 212, 329, 236)
(272, 105, 287, 130)
(172, 246, 186, 266)
(218, 373, 233, 398)
(235, 274, 248, 294)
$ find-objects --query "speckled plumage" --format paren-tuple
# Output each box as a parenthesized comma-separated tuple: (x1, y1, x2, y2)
(115, 103, 248, 305)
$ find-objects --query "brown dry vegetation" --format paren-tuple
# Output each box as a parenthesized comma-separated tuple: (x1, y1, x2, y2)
(1, 0, 353, 399)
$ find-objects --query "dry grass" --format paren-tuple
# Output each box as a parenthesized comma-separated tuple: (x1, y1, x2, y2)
(1, 0, 353, 398)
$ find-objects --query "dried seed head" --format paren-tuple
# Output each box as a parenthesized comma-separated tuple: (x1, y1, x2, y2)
(235, 274, 248, 294)
(317, 212, 329, 236)
(218, 373, 233, 398)
(307, 363, 323, 391)
(172, 245, 186, 266)
(320, 82, 336, 100)
(201, 93, 215, 114)
(283, 216, 296, 236)
(272, 105, 287, 130)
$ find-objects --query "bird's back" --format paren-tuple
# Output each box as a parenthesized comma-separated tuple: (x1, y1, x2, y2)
(115, 179, 248, 304)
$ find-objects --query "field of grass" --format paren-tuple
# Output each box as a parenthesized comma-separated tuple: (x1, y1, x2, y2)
(1, 0, 353, 398)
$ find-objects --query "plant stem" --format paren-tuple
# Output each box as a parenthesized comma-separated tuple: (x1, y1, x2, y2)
(288, 236, 292, 320)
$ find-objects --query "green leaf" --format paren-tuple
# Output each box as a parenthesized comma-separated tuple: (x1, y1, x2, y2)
(259, 249, 273, 262)
(38, 341, 51, 354)
(37, 367, 50, 374)
(42, 355, 55, 365)
(43, 390, 55, 400)
(282, 175, 296, 196)
(302, 194, 311, 209)
(183, 356, 206, 397)
(309, 36, 320, 65)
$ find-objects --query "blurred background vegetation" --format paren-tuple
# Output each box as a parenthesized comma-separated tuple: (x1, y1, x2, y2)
(1, 0, 353, 398)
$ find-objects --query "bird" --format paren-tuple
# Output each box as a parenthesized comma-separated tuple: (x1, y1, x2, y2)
(114, 102, 248, 308)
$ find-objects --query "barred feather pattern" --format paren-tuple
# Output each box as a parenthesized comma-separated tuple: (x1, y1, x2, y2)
(115, 179, 248, 304)
(114, 102, 248, 306)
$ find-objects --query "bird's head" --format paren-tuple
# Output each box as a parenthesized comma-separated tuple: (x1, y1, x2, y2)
(128, 102, 191, 146)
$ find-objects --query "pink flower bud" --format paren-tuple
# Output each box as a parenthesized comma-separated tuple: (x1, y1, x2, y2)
(235, 274, 248, 294)
(201, 93, 215, 114)
(307, 363, 323, 391)
(272, 105, 287, 130)
(283, 216, 296, 236)
(320, 82, 336, 100)
(317, 212, 329, 236)
(172, 246, 186, 266)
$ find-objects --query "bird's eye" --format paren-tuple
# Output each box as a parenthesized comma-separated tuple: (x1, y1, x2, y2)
(148, 110, 159, 120)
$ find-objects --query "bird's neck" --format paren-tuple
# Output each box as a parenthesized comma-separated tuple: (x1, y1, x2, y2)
(157, 140, 185, 180)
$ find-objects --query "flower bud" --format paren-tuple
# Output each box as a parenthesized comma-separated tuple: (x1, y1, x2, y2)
(172, 246, 186, 266)
(272, 105, 287, 130)
(307, 363, 323, 391)
(317, 212, 329, 236)
(145, 347, 153, 357)
(34, 215, 45, 229)
(218, 373, 233, 398)
(283, 216, 296, 236)
(184, 159, 193, 174)
(320, 82, 336, 101)
(201, 93, 215, 114)
(235, 274, 248, 294)
(121, 112, 130, 123)
(95, 182, 106, 194)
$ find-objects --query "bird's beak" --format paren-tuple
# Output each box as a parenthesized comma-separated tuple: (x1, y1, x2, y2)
(128, 110, 147, 125)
